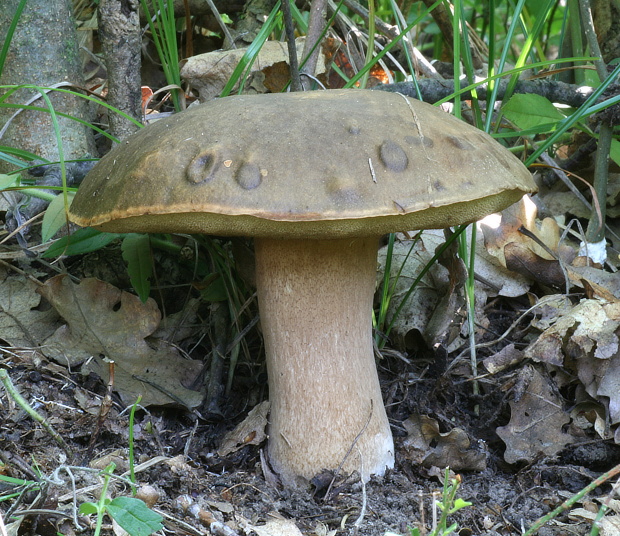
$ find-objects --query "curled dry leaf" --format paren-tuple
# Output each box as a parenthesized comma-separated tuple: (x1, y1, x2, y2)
(496, 365, 574, 464)
(482, 196, 577, 286)
(218, 400, 271, 456)
(38, 275, 203, 408)
(376, 233, 449, 351)
(482, 197, 620, 300)
(482, 343, 524, 374)
(402, 413, 486, 471)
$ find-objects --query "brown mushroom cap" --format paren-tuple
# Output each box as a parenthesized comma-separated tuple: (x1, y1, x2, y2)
(69, 89, 536, 237)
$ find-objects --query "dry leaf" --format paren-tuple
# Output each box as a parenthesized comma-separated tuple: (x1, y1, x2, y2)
(526, 298, 620, 363)
(38, 275, 203, 408)
(482, 198, 620, 300)
(0, 276, 60, 347)
(525, 298, 620, 431)
(376, 233, 449, 351)
(568, 508, 620, 536)
(218, 400, 270, 456)
(378, 227, 530, 352)
(482, 197, 577, 282)
(472, 223, 531, 298)
(237, 514, 304, 536)
(483, 343, 524, 374)
(496, 365, 574, 463)
(402, 413, 486, 471)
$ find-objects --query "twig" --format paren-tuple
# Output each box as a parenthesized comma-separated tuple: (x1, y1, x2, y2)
(523, 462, 620, 535)
(204, 0, 236, 48)
(301, 0, 328, 86)
(281, 0, 302, 91)
(378, 77, 594, 107)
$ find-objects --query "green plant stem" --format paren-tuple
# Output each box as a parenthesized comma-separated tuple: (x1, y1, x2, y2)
(587, 122, 612, 243)
(4, 187, 57, 202)
(465, 227, 479, 406)
(568, 0, 585, 84)
(483, 0, 526, 132)
(452, 0, 461, 118)
(94, 463, 116, 536)
(0, 0, 28, 77)
(344, 0, 443, 89)
(128, 396, 142, 494)
(0, 369, 73, 460)
(525, 61, 620, 166)
(220, 2, 282, 97)
(524, 462, 620, 536)
(140, 0, 181, 110)
(385, 226, 466, 341)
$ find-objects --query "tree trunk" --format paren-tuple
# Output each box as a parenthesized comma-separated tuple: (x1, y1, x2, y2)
(0, 0, 96, 172)
(98, 0, 142, 141)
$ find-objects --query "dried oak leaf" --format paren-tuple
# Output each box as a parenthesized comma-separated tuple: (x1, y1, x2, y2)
(0, 276, 60, 347)
(526, 299, 620, 364)
(483, 198, 620, 299)
(38, 275, 203, 408)
(402, 413, 486, 471)
(496, 365, 574, 463)
(525, 298, 620, 428)
(376, 233, 449, 351)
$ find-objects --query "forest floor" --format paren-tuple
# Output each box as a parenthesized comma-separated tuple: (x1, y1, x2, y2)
(2, 282, 618, 536)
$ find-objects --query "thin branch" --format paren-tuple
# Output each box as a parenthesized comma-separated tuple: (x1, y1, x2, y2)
(281, 0, 302, 91)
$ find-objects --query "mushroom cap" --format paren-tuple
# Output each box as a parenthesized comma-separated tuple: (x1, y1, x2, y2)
(69, 89, 536, 238)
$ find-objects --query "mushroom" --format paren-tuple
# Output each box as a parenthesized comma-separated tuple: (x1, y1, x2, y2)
(69, 89, 536, 487)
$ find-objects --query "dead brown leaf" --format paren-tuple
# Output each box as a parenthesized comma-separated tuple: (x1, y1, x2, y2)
(38, 275, 203, 408)
(218, 400, 270, 456)
(0, 276, 60, 347)
(402, 413, 486, 471)
(496, 365, 574, 463)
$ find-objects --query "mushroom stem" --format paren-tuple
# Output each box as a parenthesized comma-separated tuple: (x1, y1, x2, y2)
(254, 236, 394, 486)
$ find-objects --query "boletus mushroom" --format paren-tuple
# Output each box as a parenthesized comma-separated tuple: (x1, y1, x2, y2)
(69, 89, 536, 487)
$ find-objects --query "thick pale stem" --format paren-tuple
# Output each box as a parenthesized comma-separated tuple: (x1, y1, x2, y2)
(254, 236, 394, 486)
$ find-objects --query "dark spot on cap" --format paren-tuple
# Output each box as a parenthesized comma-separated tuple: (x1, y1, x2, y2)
(187, 150, 218, 184)
(446, 135, 475, 150)
(348, 125, 361, 135)
(433, 180, 445, 191)
(325, 176, 361, 205)
(405, 135, 434, 148)
(380, 140, 408, 172)
(236, 162, 262, 190)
